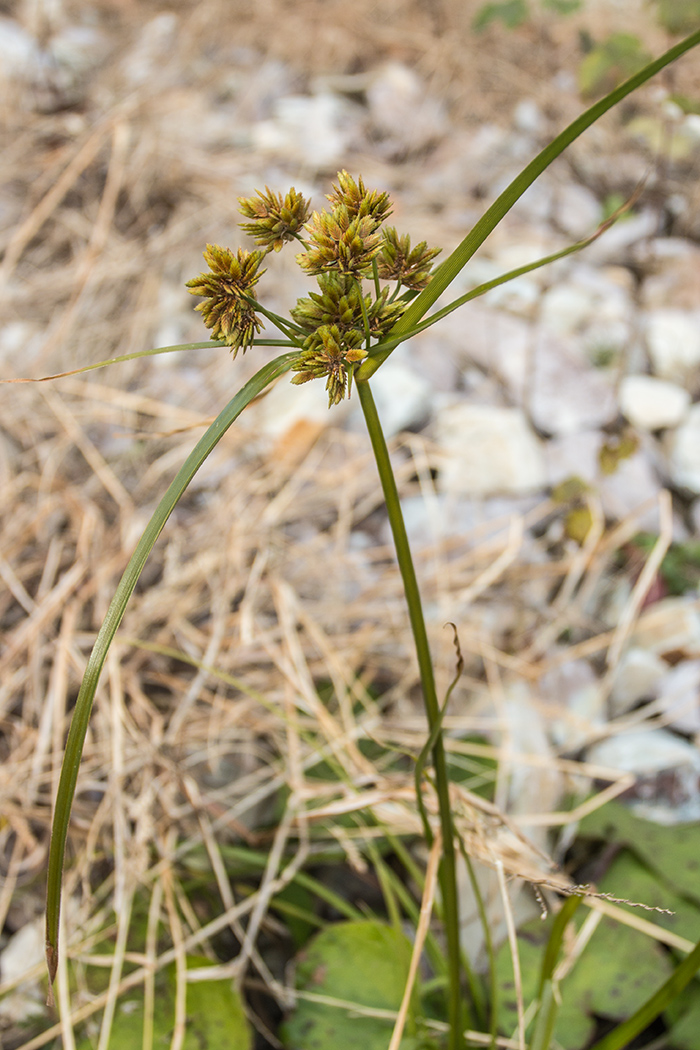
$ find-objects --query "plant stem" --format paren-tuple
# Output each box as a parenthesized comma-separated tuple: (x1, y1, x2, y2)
(356, 378, 464, 1050)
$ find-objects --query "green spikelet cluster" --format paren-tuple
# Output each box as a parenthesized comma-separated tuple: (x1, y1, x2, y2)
(186, 171, 441, 403)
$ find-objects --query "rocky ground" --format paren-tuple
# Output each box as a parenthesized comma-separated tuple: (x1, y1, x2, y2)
(2, 0, 700, 1044)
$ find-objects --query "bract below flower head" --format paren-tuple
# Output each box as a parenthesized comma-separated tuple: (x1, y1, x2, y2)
(186, 244, 266, 355)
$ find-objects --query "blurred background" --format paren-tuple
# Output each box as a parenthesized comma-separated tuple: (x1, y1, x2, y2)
(2, 1, 700, 1047)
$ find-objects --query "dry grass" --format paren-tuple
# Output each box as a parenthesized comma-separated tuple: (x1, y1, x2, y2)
(1, 0, 698, 1045)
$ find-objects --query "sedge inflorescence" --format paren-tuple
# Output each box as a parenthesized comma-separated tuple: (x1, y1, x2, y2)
(186, 171, 441, 405)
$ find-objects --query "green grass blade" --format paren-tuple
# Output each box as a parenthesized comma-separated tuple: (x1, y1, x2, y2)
(538, 894, 582, 996)
(586, 935, 700, 1050)
(3, 338, 297, 385)
(45, 351, 298, 990)
(528, 979, 558, 1050)
(357, 27, 700, 379)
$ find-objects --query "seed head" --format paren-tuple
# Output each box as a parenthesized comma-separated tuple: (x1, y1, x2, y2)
(326, 170, 393, 225)
(238, 186, 311, 252)
(377, 227, 441, 290)
(291, 324, 368, 407)
(297, 207, 384, 278)
(186, 244, 266, 355)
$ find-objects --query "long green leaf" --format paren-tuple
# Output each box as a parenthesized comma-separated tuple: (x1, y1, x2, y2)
(45, 351, 297, 989)
(357, 26, 700, 379)
(587, 935, 700, 1050)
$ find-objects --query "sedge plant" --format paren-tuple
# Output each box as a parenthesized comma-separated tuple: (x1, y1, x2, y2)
(43, 27, 700, 1050)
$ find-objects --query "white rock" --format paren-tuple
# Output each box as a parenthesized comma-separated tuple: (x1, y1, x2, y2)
(365, 62, 449, 155)
(247, 370, 347, 450)
(667, 404, 700, 494)
(587, 727, 700, 823)
(122, 12, 177, 85)
(252, 92, 360, 169)
(619, 374, 690, 430)
(597, 450, 663, 531)
(630, 596, 700, 658)
(368, 360, 431, 437)
(530, 333, 618, 436)
(540, 283, 596, 337)
(656, 660, 700, 734)
(538, 658, 605, 750)
(585, 209, 658, 265)
(448, 303, 530, 400)
(545, 429, 600, 487)
(639, 238, 700, 310)
(587, 728, 700, 775)
(553, 182, 602, 240)
(609, 647, 668, 717)
(513, 98, 545, 135)
(0, 919, 45, 1026)
(434, 404, 546, 497)
(644, 308, 700, 383)
(0, 17, 34, 80)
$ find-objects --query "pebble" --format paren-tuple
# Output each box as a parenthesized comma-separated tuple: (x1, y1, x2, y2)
(667, 404, 700, 494)
(538, 658, 605, 750)
(587, 727, 700, 776)
(655, 660, 700, 735)
(434, 404, 546, 497)
(587, 728, 700, 823)
(0, 919, 45, 1026)
(609, 647, 668, 718)
(644, 308, 700, 384)
(252, 92, 362, 169)
(630, 597, 700, 658)
(529, 331, 618, 436)
(367, 359, 432, 437)
(365, 62, 449, 157)
(619, 374, 690, 430)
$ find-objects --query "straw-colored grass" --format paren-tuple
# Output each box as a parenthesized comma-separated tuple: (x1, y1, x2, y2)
(2, 1, 698, 1045)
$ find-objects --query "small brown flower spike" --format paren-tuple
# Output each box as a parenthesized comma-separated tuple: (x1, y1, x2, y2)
(238, 187, 311, 252)
(186, 174, 439, 406)
(326, 171, 392, 225)
(291, 324, 368, 407)
(186, 244, 266, 355)
(377, 227, 441, 290)
(298, 207, 384, 279)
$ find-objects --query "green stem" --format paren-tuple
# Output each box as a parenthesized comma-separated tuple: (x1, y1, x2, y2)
(356, 379, 464, 1050)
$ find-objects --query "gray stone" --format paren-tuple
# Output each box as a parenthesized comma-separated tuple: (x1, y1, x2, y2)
(434, 404, 546, 497)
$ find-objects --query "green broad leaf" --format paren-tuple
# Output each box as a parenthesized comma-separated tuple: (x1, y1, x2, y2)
(597, 850, 700, 946)
(653, 0, 700, 34)
(578, 34, 653, 99)
(472, 0, 529, 31)
(665, 981, 700, 1048)
(496, 889, 675, 1050)
(281, 920, 416, 1050)
(578, 801, 700, 904)
(494, 922, 594, 1050)
(76, 956, 252, 1050)
(568, 915, 672, 1021)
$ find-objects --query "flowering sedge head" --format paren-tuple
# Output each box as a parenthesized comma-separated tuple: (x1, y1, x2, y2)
(186, 173, 441, 404)
(186, 244, 266, 356)
(238, 187, 311, 252)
